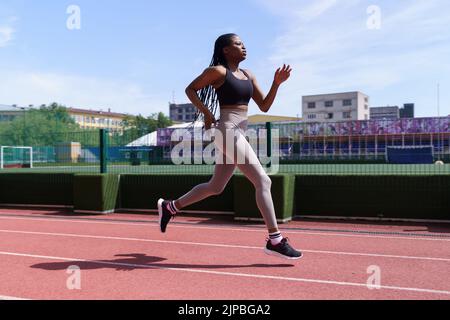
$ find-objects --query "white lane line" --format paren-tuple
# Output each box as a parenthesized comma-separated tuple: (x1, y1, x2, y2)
(0, 214, 449, 242)
(1, 251, 449, 297)
(0, 295, 30, 300)
(1, 229, 449, 263)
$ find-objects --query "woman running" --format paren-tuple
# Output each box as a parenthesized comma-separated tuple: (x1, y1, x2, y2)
(158, 33, 302, 260)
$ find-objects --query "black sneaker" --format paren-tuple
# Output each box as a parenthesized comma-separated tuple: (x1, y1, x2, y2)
(264, 238, 303, 260)
(157, 199, 176, 233)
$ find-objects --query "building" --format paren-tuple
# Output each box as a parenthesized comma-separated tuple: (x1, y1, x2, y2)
(302, 92, 369, 123)
(1, 104, 130, 133)
(370, 103, 415, 120)
(0, 104, 26, 122)
(67, 108, 129, 132)
(370, 106, 400, 120)
(169, 103, 197, 122)
(400, 103, 415, 118)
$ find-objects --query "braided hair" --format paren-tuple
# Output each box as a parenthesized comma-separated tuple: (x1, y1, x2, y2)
(193, 33, 238, 123)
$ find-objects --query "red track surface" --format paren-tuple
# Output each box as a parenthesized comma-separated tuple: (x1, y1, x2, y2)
(0, 207, 449, 300)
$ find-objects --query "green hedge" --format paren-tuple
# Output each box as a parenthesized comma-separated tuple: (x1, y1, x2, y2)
(73, 174, 120, 214)
(2, 173, 449, 221)
(0, 173, 74, 206)
(295, 175, 450, 220)
(119, 174, 234, 212)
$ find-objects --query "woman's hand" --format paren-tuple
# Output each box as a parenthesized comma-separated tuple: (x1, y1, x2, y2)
(204, 113, 217, 131)
(274, 64, 292, 86)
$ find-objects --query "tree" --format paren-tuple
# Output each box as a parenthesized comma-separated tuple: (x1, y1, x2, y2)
(118, 112, 173, 143)
(0, 103, 81, 146)
(106, 112, 172, 146)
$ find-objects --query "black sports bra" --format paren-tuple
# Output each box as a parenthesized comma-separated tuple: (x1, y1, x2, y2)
(216, 68, 254, 106)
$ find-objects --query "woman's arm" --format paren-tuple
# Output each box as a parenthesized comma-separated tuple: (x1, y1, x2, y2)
(185, 67, 225, 128)
(246, 64, 292, 113)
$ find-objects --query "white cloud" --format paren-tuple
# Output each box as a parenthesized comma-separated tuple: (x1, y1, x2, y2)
(250, 0, 450, 117)
(0, 26, 14, 47)
(295, 0, 338, 21)
(0, 71, 170, 116)
(0, 15, 18, 47)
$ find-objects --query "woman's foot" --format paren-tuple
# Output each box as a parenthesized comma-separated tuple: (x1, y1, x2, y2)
(157, 199, 177, 233)
(264, 238, 302, 260)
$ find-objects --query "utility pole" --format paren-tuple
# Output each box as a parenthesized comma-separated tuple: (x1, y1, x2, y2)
(437, 83, 440, 117)
(437, 83, 441, 161)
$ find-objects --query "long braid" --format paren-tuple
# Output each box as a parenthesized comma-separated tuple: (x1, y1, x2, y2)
(193, 33, 237, 124)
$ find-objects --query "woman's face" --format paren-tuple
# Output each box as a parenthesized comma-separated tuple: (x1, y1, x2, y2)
(223, 36, 247, 61)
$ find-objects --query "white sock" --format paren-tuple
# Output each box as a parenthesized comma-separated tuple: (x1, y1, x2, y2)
(171, 201, 180, 212)
(269, 232, 283, 245)
(167, 201, 178, 214)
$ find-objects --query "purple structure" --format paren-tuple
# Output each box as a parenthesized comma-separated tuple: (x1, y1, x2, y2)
(157, 117, 450, 146)
(271, 117, 450, 140)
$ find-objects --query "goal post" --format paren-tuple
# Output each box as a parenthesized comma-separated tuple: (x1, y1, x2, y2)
(0, 146, 33, 169)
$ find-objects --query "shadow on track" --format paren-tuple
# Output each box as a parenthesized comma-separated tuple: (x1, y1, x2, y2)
(30, 253, 296, 271)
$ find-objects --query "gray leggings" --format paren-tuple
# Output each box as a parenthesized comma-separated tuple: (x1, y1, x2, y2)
(176, 109, 279, 231)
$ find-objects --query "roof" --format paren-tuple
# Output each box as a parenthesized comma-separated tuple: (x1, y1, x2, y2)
(248, 114, 301, 124)
(302, 91, 368, 98)
(127, 121, 205, 147)
(67, 107, 129, 118)
(0, 105, 24, 112)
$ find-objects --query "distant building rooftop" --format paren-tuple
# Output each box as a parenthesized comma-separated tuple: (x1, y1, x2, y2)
(0, 104, 24, 112)
(303, 91, 367, 98)
(248, 114, 301, 124)
(67, 107, 130, 118)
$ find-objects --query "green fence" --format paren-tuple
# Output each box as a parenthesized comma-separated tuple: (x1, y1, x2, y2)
(1, 125, 449, 175)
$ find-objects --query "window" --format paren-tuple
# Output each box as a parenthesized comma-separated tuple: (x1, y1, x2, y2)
(325, 101, 334, 107)
(307, 114, 317, 119)
(307, 102, 316, 109)
(365, 104, 369, 110)
(343, 99, 352, 106)
(178, 115, 183, 120)
(327, 113, 334, 119)
(343, 112, 351, 119)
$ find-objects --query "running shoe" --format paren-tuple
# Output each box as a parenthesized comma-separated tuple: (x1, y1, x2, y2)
(264, 238, 303, 260)
(157, 199, 176, 233)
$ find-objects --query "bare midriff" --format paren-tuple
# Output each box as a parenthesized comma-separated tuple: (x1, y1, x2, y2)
(220, 104, 248, 112)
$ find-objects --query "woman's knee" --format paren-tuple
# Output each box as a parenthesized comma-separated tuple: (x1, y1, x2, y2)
(255, 174, 272, 190)
(207, 181, 227, 195)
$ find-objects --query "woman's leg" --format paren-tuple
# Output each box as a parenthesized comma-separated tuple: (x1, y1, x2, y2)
(174, 155, 236, 210)
(230, 131, 301, 259)
(232, 132, 279, 233)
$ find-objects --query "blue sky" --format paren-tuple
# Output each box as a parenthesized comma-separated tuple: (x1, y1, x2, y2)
(1, 0, 449, 118)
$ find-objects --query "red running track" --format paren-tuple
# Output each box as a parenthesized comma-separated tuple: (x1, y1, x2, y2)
(0, 207, 449, 300)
